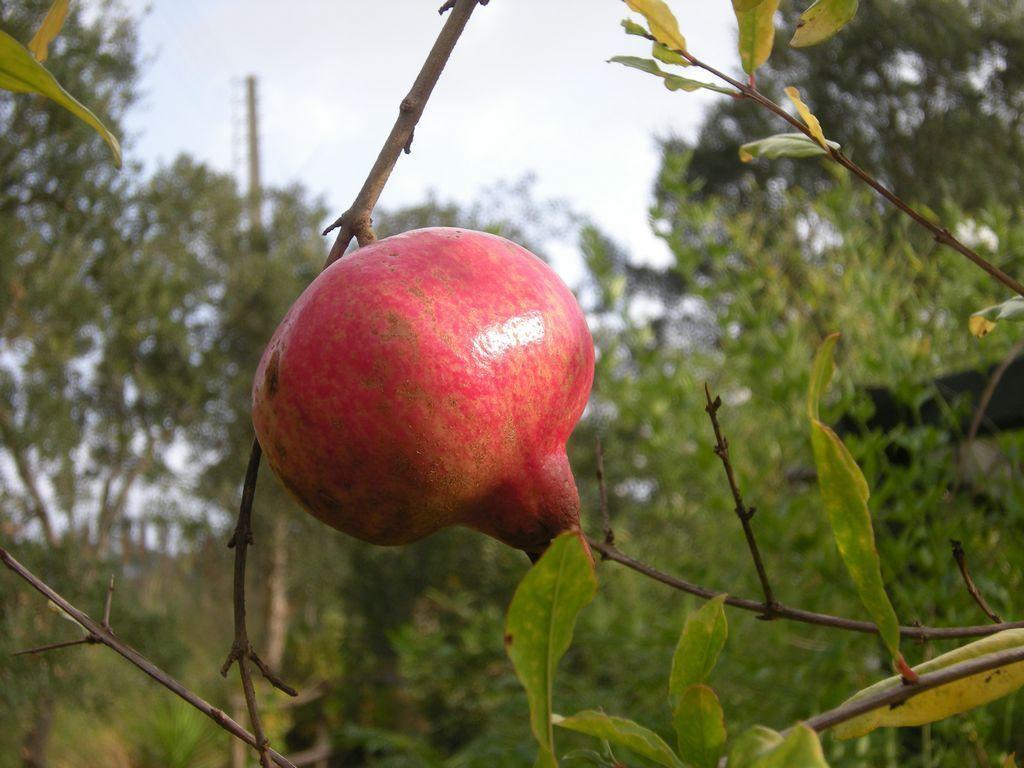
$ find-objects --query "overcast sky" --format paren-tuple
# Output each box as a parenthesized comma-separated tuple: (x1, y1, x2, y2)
(123, 1, 740, 286)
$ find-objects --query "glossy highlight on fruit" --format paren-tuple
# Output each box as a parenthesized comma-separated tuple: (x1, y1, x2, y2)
(252, 227, 594, 555)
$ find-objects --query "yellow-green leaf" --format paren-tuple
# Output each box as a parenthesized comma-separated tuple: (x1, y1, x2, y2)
(673, 684, 726, 768)
(735, 0, 780, 75)
(728, 726, 784, 766)
(0, 28, 121, 167)
(807, 335, 903, 667)
(806, 332, 839, 421)
(740, 133, 840, 163)
(621, 18, 649, 37)
(506, 532, 597, 768)
(733, 0, 767, 10)
(28, 0, 69, 62)
(624, 0, 686, 53)
(669, 594, 728, 700)
(609, 56, 734, 95)
(834, 629, 1024, 740)
(784, 86, 828, 148)
(748, 725, 829, 767)
(653, 42, 688, 66)
(969, 296, 1024, 338)
(554, 711, 685, 768)
(791, 0, 859, 47)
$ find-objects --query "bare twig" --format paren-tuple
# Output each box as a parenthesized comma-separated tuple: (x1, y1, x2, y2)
(103, 574, 115, 628)
(222, 2, 487, 760)
(615, 29, 1024, 298)
(674, 50, 1024, 298)
(13, 637, 97, 657)
(703, 384, 776, 613)
(951, 540, 1004, 624)
(966, 338, 1024, 447)
(321, 0, 485, 266)
(0, 545, 298, 768)
(588, 537, 1024, 640)
(222, 440, 294, 768)
(595, 437, 614, 546)
(802, 644, 1024, 734)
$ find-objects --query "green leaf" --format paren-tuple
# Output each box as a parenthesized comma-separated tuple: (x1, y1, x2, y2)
(740, 133, 840, 162)
(734, 0, 780, 74)
(834, 629, 1024, 740)
(28, 0, 69, 62)
(506, 532, 598, 768)
(744, 725, 829, 767)
(807, 335, 903, 668)
(624, 0, 686, 52)
(969, 296, 1024, 338)
(669, 594, 728, 700)
(728, 726, 784, 766)
(608, 56, 734, 95)
(806, 332, 839, 421)
(791, 0, 859, 47)
(673, 685, 726, 768)
(0, 28, 121, 167)
(621, 18, 649, 37)
(732, 0, 768, 10)
(554, 711, 685, 768)
(653, 42, 688, 66)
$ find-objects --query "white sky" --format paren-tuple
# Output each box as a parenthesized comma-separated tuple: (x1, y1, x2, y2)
(124, 1, 739, 287)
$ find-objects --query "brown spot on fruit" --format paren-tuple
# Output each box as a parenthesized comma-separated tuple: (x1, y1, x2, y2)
(264, 347, 281, 398)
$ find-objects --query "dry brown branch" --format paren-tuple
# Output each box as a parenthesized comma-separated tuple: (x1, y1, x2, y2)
(617, 27, 1024, 298)
(222, 2, 489, 762)
(321, 0, 485, 265)
(594, 437, 614, 546)
(703, 383, 776, 613)
(802, 644, 1024, 733)
(951, 540, 1004, 624)
(0, 544, 298, 768)
(966, 337, 1024, 447)
(588, 537, 1024, 640)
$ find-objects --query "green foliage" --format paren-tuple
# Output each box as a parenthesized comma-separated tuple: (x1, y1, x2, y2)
(505, 533, 597, 767)
(669, 594, 728, 695)
(0, 25, 120, 165)
(734, 0, 780, 75)
(739, 132, 839, 162)
(808, 335, 904, 670)
(791, 0, 860, 47)
(554, 711, 684, 768)
(672, 0, 1024, 215)
(608, 56, 732, 94)
(834, 630, 1024, 740)
(673, 685, 726, 768)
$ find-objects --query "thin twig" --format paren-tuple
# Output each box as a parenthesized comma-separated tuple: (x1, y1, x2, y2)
(321, 0, 485, 266)
(966, 337, 1024, 447)
(222, 440, 291, 768)
(0, 545, 298, 768)
(620, 35, 1024, 298)
(802, 644, 1024, 734)
(102, 574, 115, 628)
(951, 540, 1003, 624)
(703, 383, 776, 613)
(595, 437, 614, 546)
(587, 537, 1024, 640)
(221, 2, 487, 760)
(13, 637, 97, 657)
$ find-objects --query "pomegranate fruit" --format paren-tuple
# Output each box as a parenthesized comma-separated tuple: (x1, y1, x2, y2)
(252, 227, 594, 557)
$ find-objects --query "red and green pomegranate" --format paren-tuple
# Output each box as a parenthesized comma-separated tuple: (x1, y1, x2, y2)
(252, 227, 594, 557)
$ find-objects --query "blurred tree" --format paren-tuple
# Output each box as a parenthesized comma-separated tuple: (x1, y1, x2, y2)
(668, 0, 1024, 214)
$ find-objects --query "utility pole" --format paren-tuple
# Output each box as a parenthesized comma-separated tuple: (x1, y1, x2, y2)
(245, 74, 262, 232)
